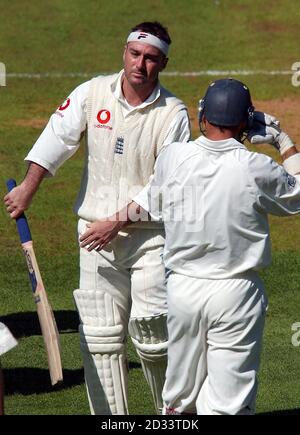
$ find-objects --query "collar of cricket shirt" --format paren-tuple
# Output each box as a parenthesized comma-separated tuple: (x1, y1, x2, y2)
(195, 136, 248, 152)
(111, 70, 161, 111)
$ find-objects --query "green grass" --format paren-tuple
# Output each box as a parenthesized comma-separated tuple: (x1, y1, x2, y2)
(0, 0, 300, 415)
(258, 254, 300, 415)
(1, 0, 300, 72)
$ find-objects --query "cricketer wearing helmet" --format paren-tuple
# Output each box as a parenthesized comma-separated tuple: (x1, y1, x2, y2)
(132, 79, 300, 414)
(4, 22, 191, 414)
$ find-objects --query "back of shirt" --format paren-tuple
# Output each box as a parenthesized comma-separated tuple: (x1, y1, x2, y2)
(135, 136, 300, 279)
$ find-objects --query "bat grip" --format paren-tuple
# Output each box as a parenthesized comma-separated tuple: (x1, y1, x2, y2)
(6, 179, 32, 244)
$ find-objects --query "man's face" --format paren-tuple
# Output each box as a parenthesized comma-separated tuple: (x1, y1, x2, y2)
(123, 41, 168, 88)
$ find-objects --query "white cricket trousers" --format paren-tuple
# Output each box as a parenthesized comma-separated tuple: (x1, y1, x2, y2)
(76, 219, 168, 414)
(163, 272, 268, 415)
(78, 221, 167, 318)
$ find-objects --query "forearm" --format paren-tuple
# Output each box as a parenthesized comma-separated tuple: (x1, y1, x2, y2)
(282, 145, 300, 176)
(282, 146, 298, 161)
(116, 201, 149, 229)
(22, 162, 49, 194)
(271, 132, 300, 175)
(4, 162, 49, 218)
(79, 201, 150, 252)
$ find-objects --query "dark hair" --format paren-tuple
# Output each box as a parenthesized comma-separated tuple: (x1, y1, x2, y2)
(131, 21, 171, 45)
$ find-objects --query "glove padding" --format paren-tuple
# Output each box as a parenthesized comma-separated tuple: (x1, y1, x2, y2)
(247, 111, 281, 147)
(247, 111, 294, 155)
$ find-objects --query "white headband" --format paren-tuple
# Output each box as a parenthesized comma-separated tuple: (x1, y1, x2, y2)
(127, 31, 169, 56)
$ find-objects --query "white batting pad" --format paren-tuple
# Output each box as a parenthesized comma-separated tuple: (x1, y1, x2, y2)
(0, 322, 18, 356)
(73, 288, 125, 327)
(129, 314, 168, 414)
(74, 289, 128, 415)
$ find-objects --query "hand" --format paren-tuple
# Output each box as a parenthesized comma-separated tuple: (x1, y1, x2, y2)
(3, 183, 34, 218)
(79, 219, 123, 252)
(247, 111, 281, 146)
(247, 111, 295, 156)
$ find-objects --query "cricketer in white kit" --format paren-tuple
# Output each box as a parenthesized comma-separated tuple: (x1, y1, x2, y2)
(134, 79, 300, 415)
(4, 22, 190, 414)
(0, 322, 17, 415)
(0, 323, 17, 357)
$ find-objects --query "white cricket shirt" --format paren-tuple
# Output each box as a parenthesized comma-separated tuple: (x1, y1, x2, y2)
(134, 136, 300, 279)
(25, 71, 190, 176)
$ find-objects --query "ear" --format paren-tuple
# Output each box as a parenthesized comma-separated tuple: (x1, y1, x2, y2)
(123, 44, 128, 62)
(160, 57, 168, 71)
(199, 114, 207, 135)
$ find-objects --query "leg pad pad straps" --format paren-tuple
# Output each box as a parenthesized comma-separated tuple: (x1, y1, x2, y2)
(74, 289, 128, 415)
(129, 314, 168, 414)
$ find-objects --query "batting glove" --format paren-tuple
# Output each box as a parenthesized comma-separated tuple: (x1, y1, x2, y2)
(247, 111, 295, 156)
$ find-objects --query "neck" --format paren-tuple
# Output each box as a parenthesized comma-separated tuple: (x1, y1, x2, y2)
(205, 123, 241, 141)
(206, 131, 235, 141)
(122, 76, 158, 106)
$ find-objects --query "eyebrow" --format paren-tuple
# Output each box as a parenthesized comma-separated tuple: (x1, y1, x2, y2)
(128, 47, 161, 61)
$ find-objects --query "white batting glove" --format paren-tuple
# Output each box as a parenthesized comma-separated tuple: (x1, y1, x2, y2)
(248, 111, 281, 145)
(247, 111, 295, 156)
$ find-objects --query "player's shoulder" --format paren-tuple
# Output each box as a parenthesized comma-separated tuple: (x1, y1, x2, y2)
(238, 148, 286, 190)
(57, 80, 91, 111)
(159, 140, 201, 168)
(160, 140, 207, 180)
(72, 79, 91, 95)
(159, 85, 186, 107)
(240, 147, 279, 172)
(91, 72, 119, 85)
(84, 73, 117, 94)
(164, 139, 200, 154)
(73, 73, 119, 104)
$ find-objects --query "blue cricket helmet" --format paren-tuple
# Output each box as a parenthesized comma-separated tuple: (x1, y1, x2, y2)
(198, 78, 254, 128)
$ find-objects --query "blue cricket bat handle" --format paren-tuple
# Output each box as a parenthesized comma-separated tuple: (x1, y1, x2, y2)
(6, 179, 32, 244)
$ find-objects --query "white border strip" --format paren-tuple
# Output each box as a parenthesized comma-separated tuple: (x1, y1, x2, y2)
(6, 70, 293, 79)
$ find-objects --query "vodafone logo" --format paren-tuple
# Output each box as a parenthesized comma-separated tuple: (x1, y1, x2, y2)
(94, 109, 113, 131)
(97, 109, 111, 125)
(58, 98, 70, 111)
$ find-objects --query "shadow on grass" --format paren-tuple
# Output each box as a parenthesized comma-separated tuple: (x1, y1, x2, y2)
(257, 409, 300, 416)
(4, 367, 84, 395)
(4, 360, 141, 396)
(0, 311, 147, 369)
(1, 309, 141, 397)
(0, 310, 80, 338)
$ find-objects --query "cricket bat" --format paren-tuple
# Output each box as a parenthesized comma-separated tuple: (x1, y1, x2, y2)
(6, 179, 63, 386)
